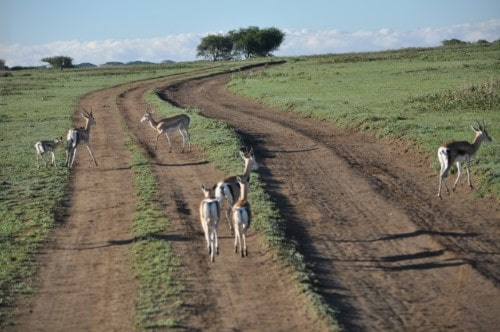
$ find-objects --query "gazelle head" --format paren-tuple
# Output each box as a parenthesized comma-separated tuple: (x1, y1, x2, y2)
(54, 137, 64, 146)
(140, 108, 153, 123)
(471, 121, 492, 143)
(240, 147, 258, 172)
(81, 108, 96, 125)
(201, 184, 217, 198)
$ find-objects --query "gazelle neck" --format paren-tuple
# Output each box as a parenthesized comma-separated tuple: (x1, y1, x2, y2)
(239, 180, 248, 202)
(148, 116, 159, 130)
(242, 159, 253, 179)
(84, 117, 92, 132)
(471, 132, 486, 154)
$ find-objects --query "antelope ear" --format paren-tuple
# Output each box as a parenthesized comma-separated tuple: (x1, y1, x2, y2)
(239, 150, 246, 159)
(471, 125, 478, 132)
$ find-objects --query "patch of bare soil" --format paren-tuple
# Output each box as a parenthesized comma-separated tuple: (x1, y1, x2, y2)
(162, 71, 500, 331)
(12, 74, 330, 331)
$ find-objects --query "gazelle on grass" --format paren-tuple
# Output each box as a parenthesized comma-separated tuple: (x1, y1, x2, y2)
(200, 184, 221, 263)
(66, 108, 98, 168)
(437, 121, 492, 198)
(34, 137, 64, 168)
(140, 109, 191, 153)
(216, 147, 258, 235)
(232, 176, 252, 257)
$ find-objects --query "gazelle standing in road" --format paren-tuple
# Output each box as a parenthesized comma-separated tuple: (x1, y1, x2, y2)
(437, 122, 492, 198)
(199, 184, 221, 263)
(35, 137, 64, 168)
(66, 108, 98, 168)
(140, 109, 191, 153)
(232, 176, 252, 257)
(216, 148, 258, 235)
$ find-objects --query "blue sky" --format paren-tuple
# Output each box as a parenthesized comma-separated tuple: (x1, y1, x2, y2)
(2, 0, 499, 66)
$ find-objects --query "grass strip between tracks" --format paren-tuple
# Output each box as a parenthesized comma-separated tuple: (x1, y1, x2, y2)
(126, 136, 185, 328)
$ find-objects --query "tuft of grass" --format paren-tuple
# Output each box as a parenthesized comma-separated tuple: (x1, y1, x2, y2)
(407, 79, 499, 113)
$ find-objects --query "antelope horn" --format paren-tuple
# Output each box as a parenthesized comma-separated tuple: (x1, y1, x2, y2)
(476, 120, 483, 130)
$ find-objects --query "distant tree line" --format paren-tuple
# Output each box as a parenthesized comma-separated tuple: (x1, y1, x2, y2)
(197, 26, 285, 61)
(441, 38, 500, 46)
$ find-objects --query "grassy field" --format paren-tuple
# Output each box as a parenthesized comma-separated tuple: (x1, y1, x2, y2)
(228, 44, 500, 197)
(0, 43, 498, 328)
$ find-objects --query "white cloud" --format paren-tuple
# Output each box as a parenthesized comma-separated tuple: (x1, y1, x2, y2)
(277, 19, 500, 56)
(1, 20, 499, 67)
(1, 33, 200, 67)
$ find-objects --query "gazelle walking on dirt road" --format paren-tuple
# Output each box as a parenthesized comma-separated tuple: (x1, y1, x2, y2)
(140, 109, 191, 153)
(200, 184, 221, 263)
(35, 137, 64, 168)
(216, 148, 258, 235)
(232, 176, 252, 257)
(66, 108, 98, 168)
(437, 121, 492, 198)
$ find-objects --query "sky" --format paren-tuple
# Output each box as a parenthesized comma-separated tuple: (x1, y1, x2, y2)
(1, 0, 500, 67)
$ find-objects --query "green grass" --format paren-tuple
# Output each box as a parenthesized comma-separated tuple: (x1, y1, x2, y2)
(228, 44, 500, 197)
(127, 138, 185, 329)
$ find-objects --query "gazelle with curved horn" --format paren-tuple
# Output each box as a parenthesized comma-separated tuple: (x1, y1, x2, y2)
(140, 108, 191, 153)
(66, 108, 98, 168)
(437, 121, 492, 198)
(216, 148, 258, 235)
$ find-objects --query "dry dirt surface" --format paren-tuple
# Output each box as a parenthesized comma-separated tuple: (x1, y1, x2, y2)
(12, 66, 500, 332)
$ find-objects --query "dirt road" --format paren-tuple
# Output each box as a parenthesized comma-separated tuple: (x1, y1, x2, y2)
(14, 67, 499, 331)
(13, 74, 329, 331)
(162, 71, 500, 331)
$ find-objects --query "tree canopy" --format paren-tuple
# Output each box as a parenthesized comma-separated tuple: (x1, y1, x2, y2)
(197, 27, 285, 61)
(197, 34, 234, 61)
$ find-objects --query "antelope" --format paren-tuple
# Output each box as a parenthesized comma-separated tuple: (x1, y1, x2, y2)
(200, 184, 221, 262)
(215, 148, 258, 235)
(66, 108, 98, 168)
(34, 137, 64, 168)
(437, 122, 492, 198)
(232, 176, 252, 257)
(140, 109, 191, 153)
